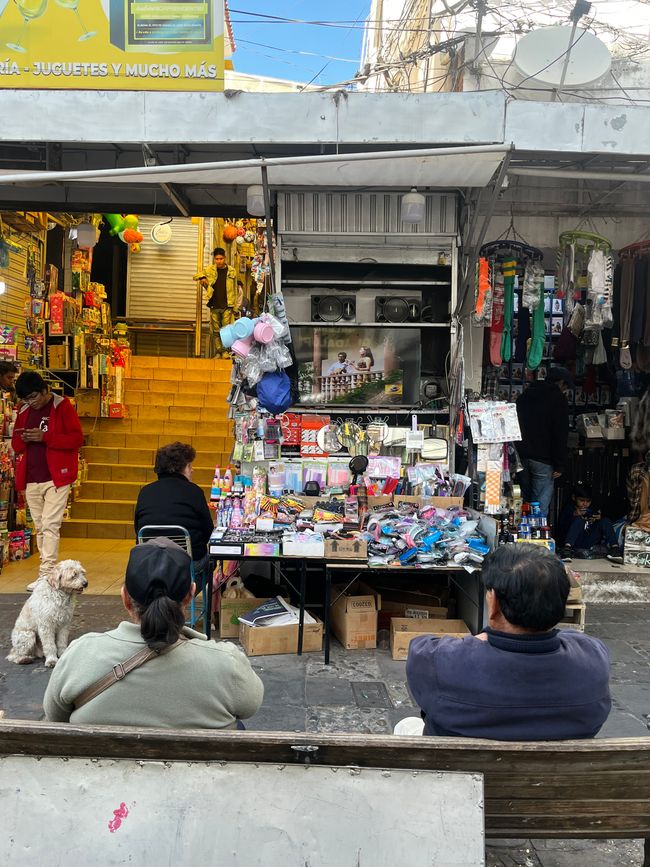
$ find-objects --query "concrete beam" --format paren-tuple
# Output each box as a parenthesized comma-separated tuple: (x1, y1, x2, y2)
(0, 90, 506, 146)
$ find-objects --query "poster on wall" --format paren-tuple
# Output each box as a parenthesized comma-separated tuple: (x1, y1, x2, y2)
(0, 0, 224, 90)
(293, 326, 420, 407)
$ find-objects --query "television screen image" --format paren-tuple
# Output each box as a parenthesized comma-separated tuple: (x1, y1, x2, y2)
(293, 326, 420, 406)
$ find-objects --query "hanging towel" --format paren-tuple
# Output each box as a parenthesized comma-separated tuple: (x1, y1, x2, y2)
(489, 271, 505, 367)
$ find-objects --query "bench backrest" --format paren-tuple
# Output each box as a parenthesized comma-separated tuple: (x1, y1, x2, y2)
(1, 721, 649, 840)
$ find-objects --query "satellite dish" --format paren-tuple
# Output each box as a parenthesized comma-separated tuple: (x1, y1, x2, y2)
(513, 26, 611, 87)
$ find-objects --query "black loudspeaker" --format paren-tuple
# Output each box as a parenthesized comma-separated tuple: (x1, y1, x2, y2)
(375, 296, 421, 323)
(311, 295, 356, 323)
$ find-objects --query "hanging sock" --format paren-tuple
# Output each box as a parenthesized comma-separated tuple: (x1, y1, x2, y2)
(473, 257, 493, 325)
(489, 271, 505, 367)
(527, 280, 545, 370)
(500, 261, 516, 363)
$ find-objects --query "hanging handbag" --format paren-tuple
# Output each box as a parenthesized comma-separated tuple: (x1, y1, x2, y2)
(73, 637, 187, 710)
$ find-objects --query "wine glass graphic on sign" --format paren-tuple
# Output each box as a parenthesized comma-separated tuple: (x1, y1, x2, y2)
(7, 0, 47, 52)
(55, 0, 96, 40)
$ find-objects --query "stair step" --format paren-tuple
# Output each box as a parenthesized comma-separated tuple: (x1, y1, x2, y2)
(125, 391, 229, 408)
(79, 479, 210, 501)
(85, 432, 232, 452)
(62, 518, 132, 540)
(71, 499, 135, 522)
(81, 417, 233, 436)
(87, 463, 216, 485)
(82, 446, 231, 467)
(130, 356, 231, 372)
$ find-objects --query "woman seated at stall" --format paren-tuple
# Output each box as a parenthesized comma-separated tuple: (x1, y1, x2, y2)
(44, 538, 264, 727)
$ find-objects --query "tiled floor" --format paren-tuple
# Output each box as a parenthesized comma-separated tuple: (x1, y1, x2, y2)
(0, 539, 131, 595)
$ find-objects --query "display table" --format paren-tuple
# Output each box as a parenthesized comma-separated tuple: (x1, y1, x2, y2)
(209, 554, 485, 664)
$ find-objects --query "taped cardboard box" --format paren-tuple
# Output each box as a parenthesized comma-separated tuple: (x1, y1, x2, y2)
(239, 614, 323, 656)
(376, 586, 449, 632)
(324, 537, 368, 560)
(220, 596, 272, 639)
(330, 581, 380, 649)
(74, 388, 101, 418)
(390, 618, 470, 661)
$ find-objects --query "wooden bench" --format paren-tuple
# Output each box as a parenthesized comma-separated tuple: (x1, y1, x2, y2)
(1, 721, 648, 861)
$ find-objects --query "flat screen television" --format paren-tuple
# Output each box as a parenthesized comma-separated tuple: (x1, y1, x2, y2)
(292, 326, 422, 407)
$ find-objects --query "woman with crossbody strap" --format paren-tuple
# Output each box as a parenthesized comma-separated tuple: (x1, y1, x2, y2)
(43, 538, 263, 728)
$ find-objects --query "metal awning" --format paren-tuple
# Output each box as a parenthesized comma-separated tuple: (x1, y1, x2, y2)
(0, 145, 509, 191)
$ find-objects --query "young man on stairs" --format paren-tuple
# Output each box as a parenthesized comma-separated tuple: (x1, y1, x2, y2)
(12, 372, 83, 592)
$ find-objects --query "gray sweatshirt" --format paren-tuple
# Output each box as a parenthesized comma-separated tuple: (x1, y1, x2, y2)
(44, 622, 264, 728)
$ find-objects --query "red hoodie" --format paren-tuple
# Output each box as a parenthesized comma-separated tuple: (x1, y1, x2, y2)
(12, 394, 83, 492)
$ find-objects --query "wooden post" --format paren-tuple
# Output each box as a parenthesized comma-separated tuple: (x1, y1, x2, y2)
(194, 217, 205, 358)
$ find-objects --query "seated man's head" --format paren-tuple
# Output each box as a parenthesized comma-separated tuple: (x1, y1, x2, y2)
(482, 544, 569, 634)
(572, 483, 593, 514)
(154, 441, 196, 481)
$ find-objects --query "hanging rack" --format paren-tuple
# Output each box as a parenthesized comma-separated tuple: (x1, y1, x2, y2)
(558, 230, 611, 253)
(479, 239, 544, 262)
(619, 238, 650, 257)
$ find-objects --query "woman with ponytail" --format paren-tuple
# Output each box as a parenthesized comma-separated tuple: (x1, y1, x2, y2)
(44, 538, 263, 727)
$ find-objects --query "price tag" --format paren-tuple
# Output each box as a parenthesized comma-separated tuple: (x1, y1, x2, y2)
(405, 431, 425, 450)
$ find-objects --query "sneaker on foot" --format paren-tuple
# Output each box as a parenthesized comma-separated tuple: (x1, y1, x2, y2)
(26, 577, 44, 592)
(607, 546, 624, 564)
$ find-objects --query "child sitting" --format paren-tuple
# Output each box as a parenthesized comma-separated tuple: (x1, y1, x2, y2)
(558, 483, 622, 559)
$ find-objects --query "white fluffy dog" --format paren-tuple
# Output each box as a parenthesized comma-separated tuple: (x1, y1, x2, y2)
(7, 560, 88, 668)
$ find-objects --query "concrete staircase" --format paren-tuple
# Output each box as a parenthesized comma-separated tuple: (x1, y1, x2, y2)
(63, 356, 233, 540)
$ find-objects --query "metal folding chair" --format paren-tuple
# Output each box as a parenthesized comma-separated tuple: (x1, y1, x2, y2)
(136, 525, 209, 630)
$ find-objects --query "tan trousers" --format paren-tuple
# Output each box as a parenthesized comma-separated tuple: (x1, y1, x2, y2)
(25, 481, 70, 577)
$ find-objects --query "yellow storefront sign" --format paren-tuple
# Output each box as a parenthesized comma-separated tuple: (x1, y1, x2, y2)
(0, 0, 224, 90)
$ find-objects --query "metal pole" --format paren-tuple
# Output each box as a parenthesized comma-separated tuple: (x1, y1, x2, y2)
(551, 18, 579, 102)
(261, 164, 276, 296)
(194, 216, 205, 357)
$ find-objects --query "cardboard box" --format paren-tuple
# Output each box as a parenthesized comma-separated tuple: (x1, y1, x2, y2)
(368, 496, 463, 510)
(283, 533, 325, 558)
(390, 618, 470, 661)
(74, 388, 101, 418)
(324, 537, 368, 560)
(219, 596, 272, 639)
(47, 344, 68, 369)
(376, 587, 448, 631)
(330, 581, 380, 649)
(239, 614, 323, 656)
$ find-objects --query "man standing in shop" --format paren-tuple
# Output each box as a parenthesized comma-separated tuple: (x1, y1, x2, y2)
(516, 366, 572, 520)
(198, 247, 239, 357)
(12, 372, 83, 592)
(0, 361, 19, 403)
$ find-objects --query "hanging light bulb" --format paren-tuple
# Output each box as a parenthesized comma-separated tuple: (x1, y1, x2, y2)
(400, 188, 426, 224)
(246, 185, 265, 217)
(76, 222, 98, 248)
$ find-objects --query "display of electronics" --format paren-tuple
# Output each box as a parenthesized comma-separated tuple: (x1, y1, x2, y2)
(311, 295, 356, 323)
(375, 296, 421, 323)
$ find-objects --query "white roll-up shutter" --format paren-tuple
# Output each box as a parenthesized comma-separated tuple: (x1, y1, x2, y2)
(126, 216, 211, 323)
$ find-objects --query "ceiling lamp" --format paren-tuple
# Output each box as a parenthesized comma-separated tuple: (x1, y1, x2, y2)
(247, 185, 265, 217)
(151, 219, 173, 245)
(401, 188, 426, 224)
(76, 222, 98, 248)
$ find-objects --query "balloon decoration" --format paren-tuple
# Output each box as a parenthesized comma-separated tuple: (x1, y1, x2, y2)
(222, 223, 239, 242)
(103, 214, 144, 253)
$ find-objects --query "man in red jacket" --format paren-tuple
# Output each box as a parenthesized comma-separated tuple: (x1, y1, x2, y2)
(12, 372, 83, 591)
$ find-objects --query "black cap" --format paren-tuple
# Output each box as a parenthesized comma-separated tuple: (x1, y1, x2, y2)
(546, 365, 574, 388)
(125, 538, 192, 605)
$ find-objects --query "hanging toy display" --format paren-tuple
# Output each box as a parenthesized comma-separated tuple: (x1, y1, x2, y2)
(102, 214, 144, 253)
(222, 222, 239, 243)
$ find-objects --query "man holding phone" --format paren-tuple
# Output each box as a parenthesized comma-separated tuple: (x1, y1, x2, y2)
(12, 372, 83, 591)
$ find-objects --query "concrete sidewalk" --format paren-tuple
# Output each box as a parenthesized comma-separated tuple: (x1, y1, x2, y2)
(0, 597, 648, 865)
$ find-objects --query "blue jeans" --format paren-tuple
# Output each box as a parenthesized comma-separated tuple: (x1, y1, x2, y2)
(565, 516, 618, 549)
(519, 459, 555, 519)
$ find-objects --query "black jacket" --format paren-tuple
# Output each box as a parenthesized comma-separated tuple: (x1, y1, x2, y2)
(134, 473, 214, 560)
(516, 381, 569, 471)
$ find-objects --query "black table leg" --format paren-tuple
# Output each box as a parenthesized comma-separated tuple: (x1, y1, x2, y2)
(324, 565, 332, 665)
(204, 559, 215, 640)
(297, 559, 306, 655)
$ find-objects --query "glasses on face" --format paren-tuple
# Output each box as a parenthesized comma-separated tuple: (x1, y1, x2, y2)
(24, 391, 44, 404)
